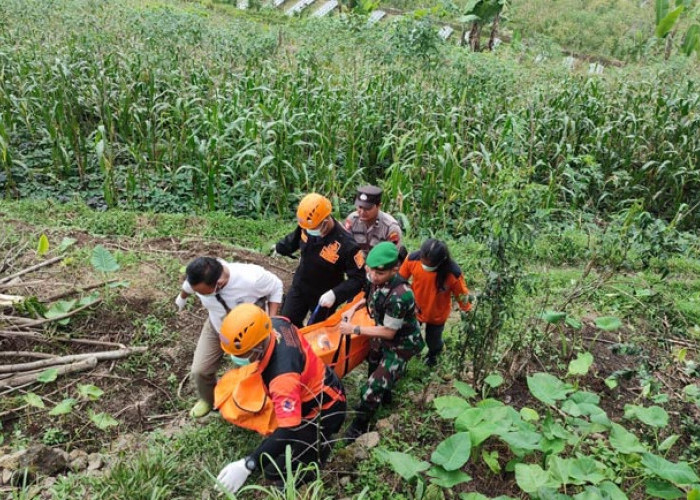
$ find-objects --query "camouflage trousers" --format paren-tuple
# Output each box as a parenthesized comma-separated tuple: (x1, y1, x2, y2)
(359, 336, 423, 410)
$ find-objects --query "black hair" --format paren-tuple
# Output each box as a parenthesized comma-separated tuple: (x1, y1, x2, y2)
(186, 257, 223, 287)
(420, 239, 452, 292)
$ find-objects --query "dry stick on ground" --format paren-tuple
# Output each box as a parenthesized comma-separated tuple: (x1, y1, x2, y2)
(0, 279, 45, 292)
(0, 347, 147, 374)
(0, 330, 127, 349)
(0, 255, 63, 284)
(0, 351, 58, 359)
(44, 279, 119, 302)
(0, 357, 98, 388)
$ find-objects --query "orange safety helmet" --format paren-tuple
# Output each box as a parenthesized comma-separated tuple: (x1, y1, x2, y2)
(296, 193, 332, 230)
(219, 304, 272, 356)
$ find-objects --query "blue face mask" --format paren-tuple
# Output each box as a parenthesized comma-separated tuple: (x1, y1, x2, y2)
(422, 264, 438, 272)
(230, 355, 251, 367)
(306, 228, 322, 237)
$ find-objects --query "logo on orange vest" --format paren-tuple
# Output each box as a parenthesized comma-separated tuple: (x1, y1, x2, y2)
(301, 231, 308, 243)
(319, 241, 341, 264)
(354, 250, 365, 269)
(281, 399, 296, 413)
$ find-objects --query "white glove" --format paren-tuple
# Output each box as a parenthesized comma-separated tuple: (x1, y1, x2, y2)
(216, 459, 251, 494)
(318, 290, 336, 308)
(175, 294, 187, 312)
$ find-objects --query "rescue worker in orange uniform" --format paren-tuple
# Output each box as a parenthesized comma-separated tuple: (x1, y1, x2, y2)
(276, 193, 366, 327)
(216, 304, 346, 494)
(399, 239, 472, 366)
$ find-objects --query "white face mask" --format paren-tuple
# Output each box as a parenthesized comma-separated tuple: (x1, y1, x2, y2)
(422, 264, 438, 272)
(306, 227, 322, 237)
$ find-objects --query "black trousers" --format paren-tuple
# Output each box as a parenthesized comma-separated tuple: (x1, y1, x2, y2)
(280, 285, 336, 327)
(424, 323, 445, 356)
(256, 399, 347, 481)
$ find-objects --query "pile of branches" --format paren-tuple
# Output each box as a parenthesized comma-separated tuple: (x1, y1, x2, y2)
(0, 253, 145, 392)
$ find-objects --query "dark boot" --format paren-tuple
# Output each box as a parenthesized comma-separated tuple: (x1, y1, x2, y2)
(344, 405, 373, 443)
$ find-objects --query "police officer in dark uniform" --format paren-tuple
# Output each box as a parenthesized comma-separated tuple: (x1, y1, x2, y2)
(345, 185, 403, 254)
(276, 193, 366, 327)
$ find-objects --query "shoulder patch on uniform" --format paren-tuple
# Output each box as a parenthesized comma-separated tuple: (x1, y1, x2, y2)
(354, 250, 365, 269)
(320, 241, 341, 264)
(281, 398, 296, 413)
(388, 232, 400, 243)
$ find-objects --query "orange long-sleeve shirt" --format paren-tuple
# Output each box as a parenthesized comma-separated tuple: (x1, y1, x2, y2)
(399, 252, 471, 325)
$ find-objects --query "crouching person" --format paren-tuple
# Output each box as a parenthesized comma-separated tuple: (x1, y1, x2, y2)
(338, 242, 425, 442)
(216, 304, 347, 494)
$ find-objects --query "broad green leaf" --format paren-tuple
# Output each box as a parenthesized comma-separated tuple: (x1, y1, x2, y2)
(645, 479, 684, 499)
(76, 292, 100, 307)
(567, 352, 594, 376)
(565, 316, 583, 329)
(656, 5, 684, 38)
(427, 466, 472, 488)
(78, 384, 104, 401)
(459, 494, 489, 500)
(36, 368, 58, 383)
(541, 437, 566, 455)
(609, 423, 646, 454)
(520, 407, 539, 422)
(455, 407, 486, 431)
(641, 453, 699, 485)
(624, 404, 669, 427)
(547, 456, 571, 484)
(656, 0, 670, 24)
(515, 463, 559, 493)
(539, 311, 566, 324)
(469, 420, 502, 447)
(595, 316, 622, 331)
(24, 392, 45, 408)
(434, 396, 471, 419)
(453, 380, 477, 399)
(482, 449, 501, 473)
(431, 432, 471, 471)
(89, 411, 119, 430)
(49, 398, 77, 416)
(107, 280, 130, 288)
(569, 391, 600, 405)
(385, 451, 430, 481)
(688, 487, 700, 500)
(58, 237, 77, 253)
(37, 234, 49, 256)
(598, 481, 628, 500)
(91, 245, 120, 273)
(682, 24, 700, 56)
(499, 431, 542, 455)
(484, 373, 504, 388)
(658, 434, 679, 452)
(569, 457, 607, 485)
(527, 373, 574, 406)
(44, 299, 76, 321)
(605, 377, 618, 389)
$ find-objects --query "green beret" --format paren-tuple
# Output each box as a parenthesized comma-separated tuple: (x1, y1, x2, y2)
(366, 242, 399, 270)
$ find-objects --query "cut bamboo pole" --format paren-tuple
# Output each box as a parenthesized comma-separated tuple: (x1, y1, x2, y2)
(0, 256, 63, 284)
(0, 347, 147, 373)
(0, 357, 98, 388)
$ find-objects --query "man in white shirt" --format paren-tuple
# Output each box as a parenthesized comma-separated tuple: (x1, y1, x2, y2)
(175, 256, 283, 418)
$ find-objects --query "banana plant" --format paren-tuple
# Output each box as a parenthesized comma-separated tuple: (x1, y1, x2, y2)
(459, 0, 508, 51)
(655, 0, 700, 58)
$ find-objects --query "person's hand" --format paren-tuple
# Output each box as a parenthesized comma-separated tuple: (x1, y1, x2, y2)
(175, 294, 187, 312)
(216, 459, 251, 494)
(340, 310, 353, 324)
(339, 321, 354, 336)
(318, 290, 336, 308)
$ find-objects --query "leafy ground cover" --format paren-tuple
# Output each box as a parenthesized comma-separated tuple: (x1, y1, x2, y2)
(1, 201, 699, 499)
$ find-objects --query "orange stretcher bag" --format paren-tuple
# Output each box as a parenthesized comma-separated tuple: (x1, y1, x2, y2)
(214, 296, 373, 435)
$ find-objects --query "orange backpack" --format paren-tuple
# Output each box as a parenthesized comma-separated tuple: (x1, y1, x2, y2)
(214, 295, 373, 435)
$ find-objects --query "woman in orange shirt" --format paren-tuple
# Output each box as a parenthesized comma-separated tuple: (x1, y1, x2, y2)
(398, 239, 471, 366)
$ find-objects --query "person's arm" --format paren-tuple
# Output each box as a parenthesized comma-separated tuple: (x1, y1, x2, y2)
(339, 321, 397, 339)
(451, 274, 471, 312)
(254, 268, 284, 316)
(275, 226, 302, 257)
(340, 298, 366, 323)
(331, 247, 366, 305)
(176, 281, 194, 311)
(386, 221, 402, 248)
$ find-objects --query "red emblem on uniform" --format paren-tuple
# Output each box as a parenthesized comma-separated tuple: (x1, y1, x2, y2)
(282, 399, 296, 413)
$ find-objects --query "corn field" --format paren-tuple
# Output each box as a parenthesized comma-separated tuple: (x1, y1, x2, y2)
(1, 0, 699, 231)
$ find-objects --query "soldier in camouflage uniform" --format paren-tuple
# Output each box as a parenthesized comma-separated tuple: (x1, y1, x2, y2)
(339, 242, 424, 441)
